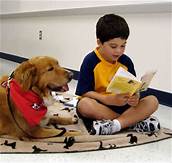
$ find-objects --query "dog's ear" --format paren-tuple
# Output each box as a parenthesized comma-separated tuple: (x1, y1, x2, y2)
(14, 60, 36, 91)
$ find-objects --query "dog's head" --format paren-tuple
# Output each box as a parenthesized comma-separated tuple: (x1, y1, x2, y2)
(13, 56, 73, 98)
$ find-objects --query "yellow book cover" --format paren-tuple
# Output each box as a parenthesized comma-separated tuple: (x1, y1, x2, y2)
(106, 67, 156, 96)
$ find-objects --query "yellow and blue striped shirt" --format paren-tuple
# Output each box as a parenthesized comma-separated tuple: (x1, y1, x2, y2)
(76, 49, 136, 95)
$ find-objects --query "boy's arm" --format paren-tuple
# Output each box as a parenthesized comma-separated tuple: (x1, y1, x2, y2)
(76, 52, 96, 96)
(83, 91, 130, 106)
(82, 91, 105, 102)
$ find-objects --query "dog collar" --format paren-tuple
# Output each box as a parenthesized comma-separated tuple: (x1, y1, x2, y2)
(9, 79, 47, 127)
(0, 72, 14, 88)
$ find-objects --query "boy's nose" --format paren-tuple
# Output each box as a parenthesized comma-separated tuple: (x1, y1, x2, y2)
(115, 47, 122, 53)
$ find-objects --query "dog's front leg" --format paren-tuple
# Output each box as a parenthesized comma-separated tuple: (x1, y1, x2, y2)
(29, 127, 67, 138)
(48, 116, 74, 125)
(30, 126, 81, 138)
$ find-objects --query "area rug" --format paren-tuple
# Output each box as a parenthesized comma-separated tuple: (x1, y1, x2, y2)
(1, 128, 172, 153)
(0, 94, 172, 153)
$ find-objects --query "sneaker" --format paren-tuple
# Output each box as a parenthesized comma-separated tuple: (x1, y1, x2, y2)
(133, 116, 161, 133)
(90, 119, 115, 135)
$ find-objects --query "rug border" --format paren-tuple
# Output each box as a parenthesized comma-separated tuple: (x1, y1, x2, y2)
(0, 134, 171, 154)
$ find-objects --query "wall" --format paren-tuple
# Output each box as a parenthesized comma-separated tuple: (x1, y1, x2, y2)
(1, 0, 170, 14)
(0, 18, 1, 50)
(0, 1, 171, 93)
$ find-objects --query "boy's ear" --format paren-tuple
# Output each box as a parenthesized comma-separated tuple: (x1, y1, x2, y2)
(97, 39, 102, 46)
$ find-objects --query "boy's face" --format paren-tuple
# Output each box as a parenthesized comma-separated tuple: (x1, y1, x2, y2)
(97, 37, 126, 64)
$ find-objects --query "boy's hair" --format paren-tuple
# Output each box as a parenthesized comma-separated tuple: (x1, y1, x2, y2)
(96, 14, 130, 43)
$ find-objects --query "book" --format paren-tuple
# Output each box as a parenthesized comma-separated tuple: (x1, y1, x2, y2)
(106, 67, 156, 96)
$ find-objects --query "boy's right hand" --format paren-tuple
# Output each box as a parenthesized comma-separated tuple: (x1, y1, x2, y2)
(103, 93, 130, 106)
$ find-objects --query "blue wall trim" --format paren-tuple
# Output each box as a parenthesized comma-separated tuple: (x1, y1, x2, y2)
(0, 52, 172, 107)
(0, 52, 28, 63)
(140, 88, 172, 107)
(0, 52, 79, 80)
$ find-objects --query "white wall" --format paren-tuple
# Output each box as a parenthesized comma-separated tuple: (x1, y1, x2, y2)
(0, 1, 171, 93)
(0, 18, 2, 50)
(0, 58, 19, 76)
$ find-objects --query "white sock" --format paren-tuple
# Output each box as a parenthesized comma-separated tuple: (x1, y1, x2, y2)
(112, 119, 121, 133)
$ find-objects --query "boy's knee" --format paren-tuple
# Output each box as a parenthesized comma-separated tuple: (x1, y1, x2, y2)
(146, 95, 159, 111)
(77, 97, 94, 116)
(77, 97, 90, 109)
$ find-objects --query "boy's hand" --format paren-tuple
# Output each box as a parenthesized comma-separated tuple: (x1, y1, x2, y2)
(103, 93, 130, 106)
(127, 93, 140, 107)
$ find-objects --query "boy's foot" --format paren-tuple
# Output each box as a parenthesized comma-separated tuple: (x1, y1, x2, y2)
(132, 116, 161, 133)
(90, 119, 118, 135)
(90, 116, 161, 135)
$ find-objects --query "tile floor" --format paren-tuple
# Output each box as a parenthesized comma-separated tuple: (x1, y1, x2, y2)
(0, 79, 172, 163)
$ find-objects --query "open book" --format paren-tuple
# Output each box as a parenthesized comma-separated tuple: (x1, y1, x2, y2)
(106, 67, 156, 96)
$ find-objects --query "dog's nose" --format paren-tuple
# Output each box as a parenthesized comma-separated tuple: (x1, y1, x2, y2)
(67, 71, 73, 81)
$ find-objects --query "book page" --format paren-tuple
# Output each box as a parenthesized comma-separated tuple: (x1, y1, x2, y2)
(106, 67, 142, 96)
(139, 70, 157, 92)
(114, 67, 140, 82)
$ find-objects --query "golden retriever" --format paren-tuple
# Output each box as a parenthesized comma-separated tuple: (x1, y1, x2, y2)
(0, 56, 80, 140)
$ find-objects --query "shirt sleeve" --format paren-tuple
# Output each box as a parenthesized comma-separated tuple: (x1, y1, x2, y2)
(127, 59, 136, 76)
(75, 54, 96, 96)
(119, 54, 136, 76)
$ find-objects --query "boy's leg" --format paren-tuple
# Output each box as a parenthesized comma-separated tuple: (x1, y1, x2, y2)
(78, 95, 159, 134)
(117, 95, 159, 129)
(91, 95, 159, 135)
(77, 97, 120, 120)
(77, 97, 122, 132)
(77, 95, 158, 127)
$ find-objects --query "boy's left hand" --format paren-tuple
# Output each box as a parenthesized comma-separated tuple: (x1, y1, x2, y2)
(127, 93, 140, 107)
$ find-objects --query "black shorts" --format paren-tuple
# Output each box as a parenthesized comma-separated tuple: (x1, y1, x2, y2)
(76, 100, 130, 131)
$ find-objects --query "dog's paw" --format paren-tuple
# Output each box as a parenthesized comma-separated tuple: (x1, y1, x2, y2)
(72, 114, 79, 124)
(18, 136, 32, 141)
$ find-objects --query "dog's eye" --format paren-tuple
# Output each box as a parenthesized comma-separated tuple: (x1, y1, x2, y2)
(48, 67, 54, 71)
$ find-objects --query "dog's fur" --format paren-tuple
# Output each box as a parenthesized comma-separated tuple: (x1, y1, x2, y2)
(0, 56, 80, 140)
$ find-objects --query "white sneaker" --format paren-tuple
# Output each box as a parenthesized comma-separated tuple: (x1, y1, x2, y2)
(133, 116, 161, 133)
(90, 119, 115, 135)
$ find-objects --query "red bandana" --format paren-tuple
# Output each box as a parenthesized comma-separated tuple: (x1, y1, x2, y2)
(9, 79, 47, 127)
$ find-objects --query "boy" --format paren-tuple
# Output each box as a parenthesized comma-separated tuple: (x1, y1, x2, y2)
(75, 14, 160, 135)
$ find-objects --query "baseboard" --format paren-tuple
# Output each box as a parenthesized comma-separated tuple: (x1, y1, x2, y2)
(140, 88, 172, 107)
(1, 52, 172, 107)
(0, 52, 28, 63)
(0, 52, 79, 80)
